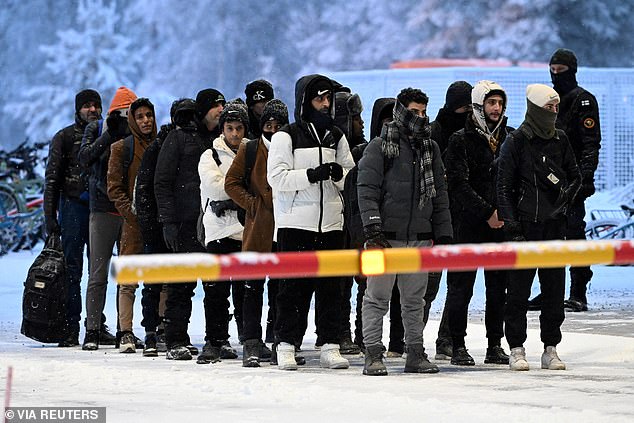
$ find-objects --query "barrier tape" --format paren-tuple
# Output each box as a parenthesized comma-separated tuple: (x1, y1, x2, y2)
(112, 239, 634, 285)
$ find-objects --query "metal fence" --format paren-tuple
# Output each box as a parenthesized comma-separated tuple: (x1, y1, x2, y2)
(328, 67, 634, 191)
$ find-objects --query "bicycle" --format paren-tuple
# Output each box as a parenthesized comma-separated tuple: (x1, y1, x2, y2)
(585, 205, 634, 240)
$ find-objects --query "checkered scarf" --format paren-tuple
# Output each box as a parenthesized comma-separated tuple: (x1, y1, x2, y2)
(381, 100, 436, 209)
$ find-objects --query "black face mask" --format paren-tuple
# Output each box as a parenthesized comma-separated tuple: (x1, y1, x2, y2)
(551, 71, 577, 95)
(262, 131, 274, 142)
(305, 107, 333, 132)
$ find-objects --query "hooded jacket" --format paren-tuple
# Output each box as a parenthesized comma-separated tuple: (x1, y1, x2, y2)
(199, 135, 244, 244)
(267, 74, 355, 233)
(370, 98, 396, 140)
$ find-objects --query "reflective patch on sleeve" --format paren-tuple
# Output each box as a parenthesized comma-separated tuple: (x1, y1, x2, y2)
(583, 118, 596, 129)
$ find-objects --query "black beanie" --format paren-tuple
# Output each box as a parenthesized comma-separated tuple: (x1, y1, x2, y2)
(75, 89, 101, 113)
(550, 48, 578, 73)
(305, 78, 333, 102)
(219, 100, 249, 130)
(445, 81, 472, 111)
(195, 88, 226, 118)
(260, 99, 289, 130)
(245, 79, 274, 107)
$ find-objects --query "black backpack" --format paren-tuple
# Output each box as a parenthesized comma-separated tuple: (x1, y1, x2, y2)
(21, 235, 67, 343)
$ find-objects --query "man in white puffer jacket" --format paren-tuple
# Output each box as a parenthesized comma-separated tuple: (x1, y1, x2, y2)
(197, 101, 249, 364)
(267, 74, 355, 370)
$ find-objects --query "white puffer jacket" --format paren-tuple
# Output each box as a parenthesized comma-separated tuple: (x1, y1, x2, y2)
(199, 135, 244, 245)
(267, 123, 354, 233)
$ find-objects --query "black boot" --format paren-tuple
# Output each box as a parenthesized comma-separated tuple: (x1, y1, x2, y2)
(197, 341, 221, 364)
(58, 327, 79, 347)
(363, 345, 387, 376)
(242, 339, 261, 368)
(340, 333, 361, 355)
(82, 330, 100, 351)
(99, 324, 117, 346)
(451, 346, 475, 366)
(404, 344, 439, 373)
(484, 345, 509, 364)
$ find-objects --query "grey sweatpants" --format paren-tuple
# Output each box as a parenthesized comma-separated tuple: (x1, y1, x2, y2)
(85, 211, 122, 331)
(362, 239, 431, 348)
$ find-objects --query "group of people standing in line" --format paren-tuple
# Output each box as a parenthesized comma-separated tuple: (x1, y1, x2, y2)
(43, 47, 601, 375)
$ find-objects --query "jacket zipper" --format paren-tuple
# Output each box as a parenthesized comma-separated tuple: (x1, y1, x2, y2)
(405, 147, 416, 242)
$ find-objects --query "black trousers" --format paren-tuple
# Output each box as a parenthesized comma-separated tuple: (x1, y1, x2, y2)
(140, 236, 169, 333)
(505, 218, 566, 349)
(275, 228, 343, 345)
(163, 223, 203, 349)
(446, 220, 507, 348)
(205, 237, 244, 346)
(567, 200, 593, 298)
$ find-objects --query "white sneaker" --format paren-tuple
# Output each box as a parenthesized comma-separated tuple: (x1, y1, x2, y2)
(320, 344, 350, 369)
(276, 343, 298, 371)
(541, 346, 566, 370)
(509, 347, 529, 371)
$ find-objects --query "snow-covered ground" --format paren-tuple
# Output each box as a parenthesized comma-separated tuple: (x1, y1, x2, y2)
(1, 189, 633, 422)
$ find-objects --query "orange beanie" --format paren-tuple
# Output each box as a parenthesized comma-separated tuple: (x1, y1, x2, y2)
(108, 86, 138, 114)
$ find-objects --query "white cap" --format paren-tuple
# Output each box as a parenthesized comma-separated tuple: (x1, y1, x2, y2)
(526, 84, 560, 107)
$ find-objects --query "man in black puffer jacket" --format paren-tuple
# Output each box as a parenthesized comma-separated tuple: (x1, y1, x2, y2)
(444, 80, 513, 367)
(44, 89, 102, 347)
(497, 84, 580, 372)
(154, 89, 225, 361)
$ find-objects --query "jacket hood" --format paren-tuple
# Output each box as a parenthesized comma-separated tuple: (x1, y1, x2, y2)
(370, 97, 396, 139)
(173, 98, 197, 130)
(294, 74, 334, 125)
(128, 98, 157, 142)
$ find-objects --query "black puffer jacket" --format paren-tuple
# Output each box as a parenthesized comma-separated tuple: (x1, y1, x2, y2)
(556, 86, 601, 197)
(78, 120, 118, 213)
(497, 128, 581, 223)
(154, 119, 212, 225)
(343, 142, 368, 248)
(134, 124, 174, 247)
(43, 115, 91, 217)
(430, 107, 469, 160)
(445, 116, 513, 226)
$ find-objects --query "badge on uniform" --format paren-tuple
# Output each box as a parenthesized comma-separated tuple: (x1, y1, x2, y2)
(583, 118, 595, 129)
(581, 99, 590, 107)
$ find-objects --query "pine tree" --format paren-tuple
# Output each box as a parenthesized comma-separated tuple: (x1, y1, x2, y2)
(4, 0, 143, 141)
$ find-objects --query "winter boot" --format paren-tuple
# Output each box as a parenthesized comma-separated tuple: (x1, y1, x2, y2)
(320, 344, 350, 369)
(270, 344, 305, 366)
(484, 345, 509, 364)
(509, 347, 529, 371)
(119, 331, 136, 353)
(156, 330, 167, 353)
(451, 346, 475, 366)
(404, 344, 439, 374)
(82, 330, 100, 351)
(387, 338, 405, 358)
(259, 340, 272, 362)
(166, 345, 192, 361)
(527, 294, 543, 311)
(143, 333, 158, 357)
(541, 346, 566, 370)
(242, 339, 261, 368)
(58, 328, 79, 348)
(363, 345, 388, 376)
(276, 342, 298, 371)
(197, 341, 221, 364)
(220, 340, 238, 359)
(434, 338, 453, 360)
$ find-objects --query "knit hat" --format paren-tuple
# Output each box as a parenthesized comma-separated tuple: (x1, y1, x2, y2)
(219, 100, 249, 130)
(550, 48, 578, 73)
(75, 89, 101, 113)
(108, 86, 137, 115)
(195, 88, 226, 119)
(445, 81, 472, 111)
(260, 99, 289, 130)
(305, 78, 332, 101)
(526, 84, 560, 107)
(244, 79, 274, 107)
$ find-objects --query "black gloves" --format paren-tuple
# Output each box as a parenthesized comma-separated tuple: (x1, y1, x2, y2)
(210, 200, 239, 217)
(579, 179, 596, 199)
(44, 215, 60, 236)
(307, 163, 331, 183)
(162, 223, 180, 252)
(329, 162, 343, 182)
(434, 236, 453, 246)
(503, 220, 525, 242)
(363, 224, 391, 249)
(106, 112, 129, 140)
(307, 162, 344, 183)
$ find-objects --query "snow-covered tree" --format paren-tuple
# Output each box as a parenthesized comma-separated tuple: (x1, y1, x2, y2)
(4, 0, 143, 141)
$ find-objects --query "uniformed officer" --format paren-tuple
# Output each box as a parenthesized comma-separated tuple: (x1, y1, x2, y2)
(529, 48, 601, 312)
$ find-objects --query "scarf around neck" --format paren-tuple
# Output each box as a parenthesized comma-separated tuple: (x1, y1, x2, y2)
(381, 100, 436, 209)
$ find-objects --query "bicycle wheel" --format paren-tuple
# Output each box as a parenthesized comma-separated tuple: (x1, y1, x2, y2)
(0, 187, 23, 254)
(585, 219, 622, 240)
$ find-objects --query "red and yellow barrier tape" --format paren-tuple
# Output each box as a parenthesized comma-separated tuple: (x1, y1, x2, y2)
(112, 240, 634, 285)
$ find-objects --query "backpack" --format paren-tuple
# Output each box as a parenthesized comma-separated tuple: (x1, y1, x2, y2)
(21, 234, 67, 343)
(236, 139, 259, 225)
(197, 147, 222, 247)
